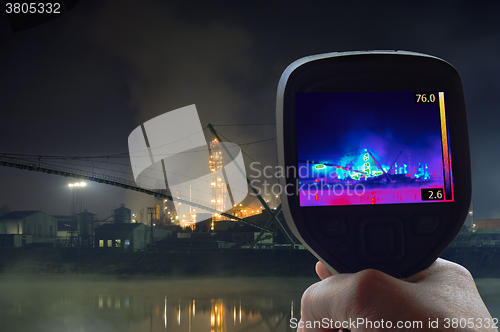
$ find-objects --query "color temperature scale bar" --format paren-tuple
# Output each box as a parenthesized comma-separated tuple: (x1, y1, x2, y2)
(439, 92, 453, 201)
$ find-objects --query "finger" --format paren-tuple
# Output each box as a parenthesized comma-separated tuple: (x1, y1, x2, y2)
(297, 315, 336, 332)
(300, 269, 401, 332)
(297, 319, 303, 332)
(300, 275, 351, 332)
(316, 261, 334, 280)
(297, 319, 305, 332)
(295, 319, 332, 332)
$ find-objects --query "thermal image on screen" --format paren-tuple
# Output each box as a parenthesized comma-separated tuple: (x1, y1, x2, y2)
(296, 91, 454, 206)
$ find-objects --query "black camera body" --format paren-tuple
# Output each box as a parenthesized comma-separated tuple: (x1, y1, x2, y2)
(276, 51, 471, 278)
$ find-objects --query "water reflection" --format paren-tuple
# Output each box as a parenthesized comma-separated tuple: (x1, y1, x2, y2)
(1, 276, 498, 332)
(0, 276, 315, 332)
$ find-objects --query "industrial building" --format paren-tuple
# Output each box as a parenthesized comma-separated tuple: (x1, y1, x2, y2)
(0, 234, 33, 248)
(113, 204, 131, 223)
(54, 215, 77, 240)
(94, 223, 148, 251)
(0, 211, 57, 244)
(475, 219, 500, 229)
(94, 217, 172, 251)
(54, 210, 96, 246)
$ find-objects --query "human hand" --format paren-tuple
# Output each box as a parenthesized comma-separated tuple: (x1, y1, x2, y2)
(297, 258, 497, 332)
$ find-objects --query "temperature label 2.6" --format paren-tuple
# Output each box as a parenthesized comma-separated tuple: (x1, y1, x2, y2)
(421, 188, 444, 201)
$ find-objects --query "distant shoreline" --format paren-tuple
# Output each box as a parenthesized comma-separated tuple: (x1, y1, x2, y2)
(0, 247, 320, 277)
(0, 247, 498, 277)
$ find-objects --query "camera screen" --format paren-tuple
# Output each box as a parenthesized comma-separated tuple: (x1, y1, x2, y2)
(296, 91, 454, 206)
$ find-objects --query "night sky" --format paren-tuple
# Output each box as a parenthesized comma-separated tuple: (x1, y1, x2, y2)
(0, 1, 499, 220)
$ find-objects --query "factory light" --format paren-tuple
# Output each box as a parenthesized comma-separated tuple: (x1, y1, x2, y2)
(68, 182, 86, 188)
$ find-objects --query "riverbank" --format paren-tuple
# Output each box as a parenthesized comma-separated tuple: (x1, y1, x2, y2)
(0, 247, 320, 277)
(0, 247, 498, 277)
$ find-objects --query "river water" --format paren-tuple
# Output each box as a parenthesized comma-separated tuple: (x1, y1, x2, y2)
(0, 275, 499, 332)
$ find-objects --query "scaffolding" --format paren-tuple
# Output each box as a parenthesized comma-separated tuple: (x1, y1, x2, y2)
(209, 138, 228, 230)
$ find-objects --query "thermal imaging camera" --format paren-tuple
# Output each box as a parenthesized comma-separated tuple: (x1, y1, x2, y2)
(276, 51, 471, 278)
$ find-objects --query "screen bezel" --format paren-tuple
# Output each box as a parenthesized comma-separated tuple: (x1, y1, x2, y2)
(277, 51, 471, 277)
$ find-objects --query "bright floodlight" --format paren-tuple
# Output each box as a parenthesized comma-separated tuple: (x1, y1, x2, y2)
(68, 182, 87, 188)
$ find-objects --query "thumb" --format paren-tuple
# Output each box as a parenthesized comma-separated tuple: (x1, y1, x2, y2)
(316, 261, 334, 280)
